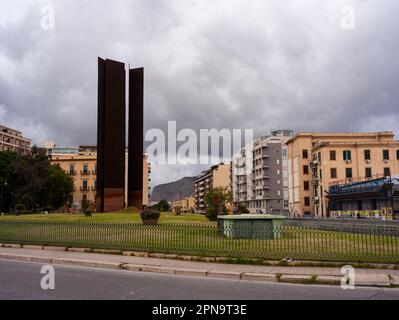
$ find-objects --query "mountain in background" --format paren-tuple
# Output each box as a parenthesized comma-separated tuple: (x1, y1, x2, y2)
(150, 177, 197, 203)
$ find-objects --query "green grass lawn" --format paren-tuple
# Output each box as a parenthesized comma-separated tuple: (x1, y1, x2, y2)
(0, 210, 210, 224)
(1, 212, 398, 263)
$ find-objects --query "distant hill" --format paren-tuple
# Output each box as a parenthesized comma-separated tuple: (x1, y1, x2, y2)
(150, 177, 197, 203)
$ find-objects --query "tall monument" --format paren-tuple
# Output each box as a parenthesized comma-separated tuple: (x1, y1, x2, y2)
(96, 58, 144, 213)
(128, 68, 144, 208)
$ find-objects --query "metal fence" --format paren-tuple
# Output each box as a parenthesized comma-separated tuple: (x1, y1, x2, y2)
(284, 219, 399, 236)
(0, 220, 398, 263)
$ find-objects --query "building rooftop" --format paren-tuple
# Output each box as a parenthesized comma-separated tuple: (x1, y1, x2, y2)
(286, 131, 395, 144)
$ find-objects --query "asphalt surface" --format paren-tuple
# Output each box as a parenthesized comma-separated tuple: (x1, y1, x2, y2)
(1, 259, 399, 300)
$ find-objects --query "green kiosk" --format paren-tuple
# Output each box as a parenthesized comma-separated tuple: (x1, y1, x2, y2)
(217, 214, 286, 239)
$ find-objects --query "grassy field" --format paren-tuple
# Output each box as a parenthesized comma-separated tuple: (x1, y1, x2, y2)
(0, 213, 398, 263)
(0, 210, 210, 224)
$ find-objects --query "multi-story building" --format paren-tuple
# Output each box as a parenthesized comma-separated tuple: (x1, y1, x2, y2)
(0, 124, 31, 154)
(44, 143, 150, 210)
(172, 196, 195, 214)
(286, 131, 399, 218)
(231, 130, 293, 215)
(194, 163, 231, 214)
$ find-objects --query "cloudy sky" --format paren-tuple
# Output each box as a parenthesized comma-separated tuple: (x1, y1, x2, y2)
(1, 0, 398, 188)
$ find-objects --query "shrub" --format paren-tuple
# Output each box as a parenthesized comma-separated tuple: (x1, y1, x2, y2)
(81, 199, 92, 216)
(237, 204, 250, 214)
(205, 207, 218, 221)
(140, 209, 160, 221)
(15, 203, 26, 215)
(154, 200, 171, 212)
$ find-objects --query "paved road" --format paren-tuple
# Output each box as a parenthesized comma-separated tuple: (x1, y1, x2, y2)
(1, 259, 399, 300)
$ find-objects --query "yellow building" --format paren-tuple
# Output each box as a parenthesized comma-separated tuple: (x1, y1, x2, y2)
(286, 132, 399, 218)
(46, 144, 150, 211)
(172, 196, 195, 214)
(194, 162, 231, 213)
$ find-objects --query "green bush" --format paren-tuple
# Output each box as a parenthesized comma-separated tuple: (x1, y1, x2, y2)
(237, 204, 250, 214)
(81, 199, 92, 216)
(205, 207, 218, 221)
(140, 209, 160, 220)
(15, 203, 26, 215)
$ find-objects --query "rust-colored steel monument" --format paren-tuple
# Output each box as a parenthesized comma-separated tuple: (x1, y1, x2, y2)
(96, 58, 144, 213)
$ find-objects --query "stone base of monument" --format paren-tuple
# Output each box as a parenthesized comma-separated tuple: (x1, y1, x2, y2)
(217, 214, 286, 239)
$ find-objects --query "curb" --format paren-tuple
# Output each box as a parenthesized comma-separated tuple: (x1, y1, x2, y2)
(1, 243, 399, 270)
(0, 246, 398, 287)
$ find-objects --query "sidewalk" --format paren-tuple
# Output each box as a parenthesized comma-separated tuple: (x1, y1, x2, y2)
(1, 245, 398, 287)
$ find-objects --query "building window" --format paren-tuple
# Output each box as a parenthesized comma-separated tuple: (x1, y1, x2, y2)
(364, 150, 371, 161)
(346, 168, 353, 179)
(343, 150, 352, 161)
(383, 150, 390, 161)
(330, 168, 337, 179)
(365, 167, 372, 178)
(319, 169, 323, 180)
(82, 194, 87, 201)
(330, 150, 336, 161)
(303, 165, 309, 175)
(69, 164, 75, 174)
(83, 164, 89, 174)
(284, 200, 289, 207)
(302, 150, 308, 159)
(397, 150, 399, 160)
(304, 197, 310, 207)
(83, 180, 88, 190)
(384, 167, 391, 177)
(304, 181, 310, 191)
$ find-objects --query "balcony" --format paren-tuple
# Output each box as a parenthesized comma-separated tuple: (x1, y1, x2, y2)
(81, 170, 90, 175)
(92, 170, 97, 175)
(68, 171, 76, 176)
(80, 186, 90, 192)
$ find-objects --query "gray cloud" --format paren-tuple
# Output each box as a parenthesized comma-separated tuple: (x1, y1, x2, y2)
(1, 0, 399, 187)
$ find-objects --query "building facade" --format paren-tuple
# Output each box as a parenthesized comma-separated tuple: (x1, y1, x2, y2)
(0, 124, 31, 154)
(45, 143, 150, 211)
(328, 175, 399, 220)
(194, 163, 231, 214)
(172, 196, 195, 214)
(286, 132, 399, 218)
(231, 130, 293, 215)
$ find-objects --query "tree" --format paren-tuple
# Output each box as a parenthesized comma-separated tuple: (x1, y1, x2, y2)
(204, 187, 232, 221)
(155, 200, 171, 212)
(0, 148, 73, 213)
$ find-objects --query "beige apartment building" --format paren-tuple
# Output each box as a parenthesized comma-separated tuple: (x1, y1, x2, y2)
(286, 132, 399, 218)
(45, 143, 150, 211)
(0, 124, 31, 154)
(172, 196, 195, 214)
(194, 162, 231, 214)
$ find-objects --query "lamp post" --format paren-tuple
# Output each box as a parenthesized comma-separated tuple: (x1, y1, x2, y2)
(0, 180, 7, 214)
